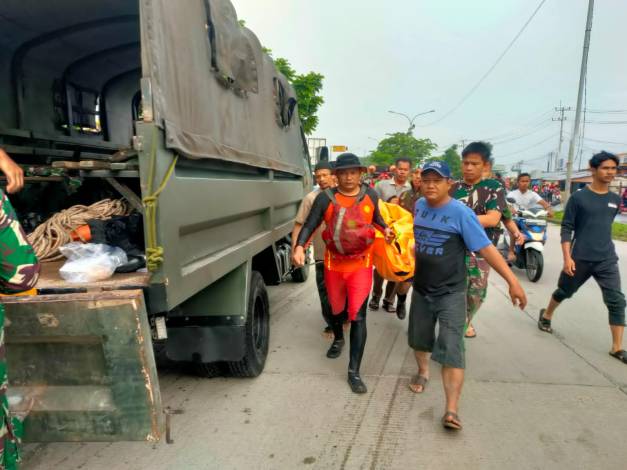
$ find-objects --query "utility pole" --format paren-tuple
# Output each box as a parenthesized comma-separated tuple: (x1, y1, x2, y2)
(553, 103, 571, 171)
(564, 0, 594, 203)
(546, 151, 554, 172)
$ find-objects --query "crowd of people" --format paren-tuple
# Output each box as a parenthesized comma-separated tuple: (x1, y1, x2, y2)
(292, 145, 626, 431)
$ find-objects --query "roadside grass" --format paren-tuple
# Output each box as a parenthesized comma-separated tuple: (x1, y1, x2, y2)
(549, 211, 627, 242)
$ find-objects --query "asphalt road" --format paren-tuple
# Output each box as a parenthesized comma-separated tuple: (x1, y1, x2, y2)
(22, 226, 627, 470)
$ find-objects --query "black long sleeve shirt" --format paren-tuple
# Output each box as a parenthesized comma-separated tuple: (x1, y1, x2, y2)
(296, 185, 388, 248)
(561, 186, 620, 262)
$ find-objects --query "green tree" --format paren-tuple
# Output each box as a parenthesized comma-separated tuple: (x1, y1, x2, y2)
(369, 133, 437, 167)
(427, 145, 462, 179)
(273, 58, 324, 135)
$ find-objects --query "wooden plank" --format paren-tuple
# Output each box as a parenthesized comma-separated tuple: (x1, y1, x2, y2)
(0, 128, 32, 138)
(31, 132, 121, 150)
(80, 170, 140, 178)
(78, 160, 111, 170)
(34, 262, 150, 292)
(52, 161, 81, 170)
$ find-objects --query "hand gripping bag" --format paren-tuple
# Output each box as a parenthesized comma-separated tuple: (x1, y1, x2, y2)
(321, 186, 376, 258)
(372, 201, 415, 282)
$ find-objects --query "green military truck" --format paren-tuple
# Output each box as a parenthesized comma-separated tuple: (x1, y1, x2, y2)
(0, 0, 311, 442)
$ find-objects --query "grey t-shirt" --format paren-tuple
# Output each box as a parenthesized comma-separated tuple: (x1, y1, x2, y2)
(561, 186, 621, 262)
(375, 178, 411, 202)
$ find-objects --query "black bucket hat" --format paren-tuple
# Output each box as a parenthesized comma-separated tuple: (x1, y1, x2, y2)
(333, 153, 366, 172)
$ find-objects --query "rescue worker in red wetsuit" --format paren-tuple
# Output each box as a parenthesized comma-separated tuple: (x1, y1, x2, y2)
(293, 153, 394, 393)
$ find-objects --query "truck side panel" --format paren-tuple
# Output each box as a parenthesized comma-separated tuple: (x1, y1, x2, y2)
(137, 122, 307, 312)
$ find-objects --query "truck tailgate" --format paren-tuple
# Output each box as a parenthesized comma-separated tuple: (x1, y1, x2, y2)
(1, 290, 163, 442)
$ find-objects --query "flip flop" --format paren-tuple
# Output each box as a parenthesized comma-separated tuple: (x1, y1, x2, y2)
(409, 375, 428, 393)
(442, 411, 462, 430)
(609, 350, 627, 364)
(464, 325, 477, 338)
(538, 309, 553, 334)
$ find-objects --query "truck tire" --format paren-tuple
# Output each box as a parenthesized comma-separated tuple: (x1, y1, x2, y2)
(227, 271, 270, 377)
(291, 264, 310, 283)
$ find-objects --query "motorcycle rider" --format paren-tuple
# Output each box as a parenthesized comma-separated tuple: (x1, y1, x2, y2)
(506, 173, 553, 262)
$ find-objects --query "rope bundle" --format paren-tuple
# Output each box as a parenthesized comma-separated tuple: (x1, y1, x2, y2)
(27, 199, 130, 262)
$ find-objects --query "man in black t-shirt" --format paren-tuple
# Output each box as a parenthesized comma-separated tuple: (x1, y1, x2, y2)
(539, 152, 627, 365)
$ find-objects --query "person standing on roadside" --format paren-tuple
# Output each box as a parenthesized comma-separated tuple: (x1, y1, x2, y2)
(370, 157, 412, 313)
(0, 148, 40, 470)
(293, 153, 395, 393)
(407, 161, 526, 430)
(292, 161, 336, 339)
(538, 152, 627, 364)
(451, 142, 511, 339)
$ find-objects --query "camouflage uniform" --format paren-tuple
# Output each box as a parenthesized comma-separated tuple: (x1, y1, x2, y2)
(451, 179, 508, 325)
(399, 187, 421, 214)
(0, 191, 40, 470)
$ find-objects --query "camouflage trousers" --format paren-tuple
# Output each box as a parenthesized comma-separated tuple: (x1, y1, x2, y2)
(0, 191, 40, 470)
(465, 254, 491, 326)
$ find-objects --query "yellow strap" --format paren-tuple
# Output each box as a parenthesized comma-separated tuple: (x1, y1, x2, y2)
(143, 129, 178, 272)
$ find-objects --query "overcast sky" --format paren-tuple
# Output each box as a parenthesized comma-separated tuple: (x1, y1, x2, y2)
(233, 0, 626, 172)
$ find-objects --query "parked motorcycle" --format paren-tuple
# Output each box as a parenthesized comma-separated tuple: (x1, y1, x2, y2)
(502, 198, 548, 282)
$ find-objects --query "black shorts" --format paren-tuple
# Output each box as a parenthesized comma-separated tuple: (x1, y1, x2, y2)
(553, 258, 626, 326)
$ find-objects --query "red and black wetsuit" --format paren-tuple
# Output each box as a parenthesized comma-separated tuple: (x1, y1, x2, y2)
(297, 185, 388, 389)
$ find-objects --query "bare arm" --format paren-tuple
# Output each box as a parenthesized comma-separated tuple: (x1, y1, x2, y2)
(538, 198, 554, 216)
(0, 148, 24, 193)
(503, 218, 524, 245)
(478, 244, 527, 309)
(291, 223, 303, 252)
(561, 241, 575, 276)
(477, 210, 502, 228)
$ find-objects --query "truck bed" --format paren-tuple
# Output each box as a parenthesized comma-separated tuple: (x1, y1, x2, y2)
(36, 262, 150, 292)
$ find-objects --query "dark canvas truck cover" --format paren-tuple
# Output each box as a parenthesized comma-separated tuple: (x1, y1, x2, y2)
(0, 0, 310, 443)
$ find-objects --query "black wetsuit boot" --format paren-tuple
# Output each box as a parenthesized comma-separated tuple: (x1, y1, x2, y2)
(348, 301, 368, 393)
(327, 313, 345, 359)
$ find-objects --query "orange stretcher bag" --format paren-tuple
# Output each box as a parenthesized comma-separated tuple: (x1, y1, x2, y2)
(372, 201, 415, 282)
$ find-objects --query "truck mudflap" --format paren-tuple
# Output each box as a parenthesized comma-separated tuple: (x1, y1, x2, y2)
(1, 290, 163, 442)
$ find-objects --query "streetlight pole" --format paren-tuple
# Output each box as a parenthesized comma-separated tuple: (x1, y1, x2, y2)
(388, 109, 435, 135)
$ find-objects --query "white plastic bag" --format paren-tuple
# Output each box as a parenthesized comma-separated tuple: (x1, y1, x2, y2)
(59, 243, 128, 283)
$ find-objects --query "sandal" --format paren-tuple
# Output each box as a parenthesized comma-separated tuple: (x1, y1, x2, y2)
(442, 411, 462, 430)
(408, 375, 428, 393)
(464, 325, 477, 338)
(609, 349, 627, 364)
(538, 309, 553, 334)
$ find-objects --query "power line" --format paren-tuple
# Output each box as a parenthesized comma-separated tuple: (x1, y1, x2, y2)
(495, 132, 560, 160)
(582, 136, 627, 146)
(419, 0, 548, 127)
(584, 109, 627, 114)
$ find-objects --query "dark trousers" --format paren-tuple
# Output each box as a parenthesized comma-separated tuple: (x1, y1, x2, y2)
(315, 263, 333, 328)
(372, 269, 396, 303)
(552, 258, 626, 326)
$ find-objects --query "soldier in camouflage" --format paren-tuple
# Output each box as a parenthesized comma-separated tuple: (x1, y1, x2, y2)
(450, 142, 511, 338)
(0, 149, 40, 470)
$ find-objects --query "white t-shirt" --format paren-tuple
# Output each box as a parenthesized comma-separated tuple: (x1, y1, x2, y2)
(507, 189, 543, 210)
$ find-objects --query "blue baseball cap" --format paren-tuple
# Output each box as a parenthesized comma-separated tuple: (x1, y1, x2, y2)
(421, 161, 452, 178)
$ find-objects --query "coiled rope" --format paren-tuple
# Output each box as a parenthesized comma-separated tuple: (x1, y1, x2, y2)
(27, 199, 129, 262)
